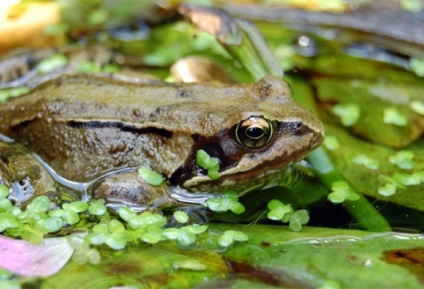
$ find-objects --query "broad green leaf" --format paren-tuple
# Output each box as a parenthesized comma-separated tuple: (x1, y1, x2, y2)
(17, 225, 423, 289)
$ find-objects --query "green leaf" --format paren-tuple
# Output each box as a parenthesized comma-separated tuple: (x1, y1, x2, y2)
(332, 103, 361, 126)
(138, 166, 164, 186)
(383, 108, 408, 126)
(173, 211, 189, 224)
(37, 54, 68, 74)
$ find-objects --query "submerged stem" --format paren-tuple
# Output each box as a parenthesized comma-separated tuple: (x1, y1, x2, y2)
(308, 148, 391, 232)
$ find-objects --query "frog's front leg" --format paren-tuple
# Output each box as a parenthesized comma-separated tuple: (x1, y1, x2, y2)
(0, 138, 79, 206)
(90, 169, 216, 216)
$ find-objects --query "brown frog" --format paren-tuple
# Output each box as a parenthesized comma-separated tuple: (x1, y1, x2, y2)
(0, 61, 324, 210)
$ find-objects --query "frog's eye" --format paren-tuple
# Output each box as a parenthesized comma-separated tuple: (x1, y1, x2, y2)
(235, 116, 274, 148)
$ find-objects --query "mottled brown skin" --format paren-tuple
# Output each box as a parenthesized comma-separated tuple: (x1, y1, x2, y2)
(0, 74, 324, 195)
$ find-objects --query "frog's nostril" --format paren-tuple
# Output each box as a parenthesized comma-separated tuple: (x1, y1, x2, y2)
(291, 121, 304, 134)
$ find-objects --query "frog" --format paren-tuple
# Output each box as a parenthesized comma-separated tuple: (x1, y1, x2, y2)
(0, 3, 325, 213)
(0, 64, 324, 208)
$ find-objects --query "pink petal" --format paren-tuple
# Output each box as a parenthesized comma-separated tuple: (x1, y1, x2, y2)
(0, 235, 73, 277)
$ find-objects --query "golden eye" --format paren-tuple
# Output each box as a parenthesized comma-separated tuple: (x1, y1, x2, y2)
(235, 116, 274, 148)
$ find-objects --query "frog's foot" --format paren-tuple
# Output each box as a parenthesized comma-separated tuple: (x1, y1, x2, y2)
(89, 169, 177, 213)
(0, 139, 80, 206)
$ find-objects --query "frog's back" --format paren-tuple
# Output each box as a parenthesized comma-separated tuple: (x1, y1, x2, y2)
(0, 75, 283, 182)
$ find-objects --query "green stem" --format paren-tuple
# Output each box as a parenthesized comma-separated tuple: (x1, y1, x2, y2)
(234, 19, 284, 79)
(308, 148, 391, 232)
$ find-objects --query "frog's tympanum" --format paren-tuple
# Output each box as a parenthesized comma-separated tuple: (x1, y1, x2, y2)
(0, 67, 324, 209)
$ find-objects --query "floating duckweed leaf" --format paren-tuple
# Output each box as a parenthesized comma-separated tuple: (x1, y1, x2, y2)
(323, 135, 340, 150)
(77, 61, 101, 73)
(0, 214, 19, 232)
(140, 227, 163, 244)
(225, 230, 249, 242)
(37, 54, 68, 74)
(109, 219, 125, 233)
(36, 217, 63, 233)
(26, 196, 51, 213)
(66, 235, 87, 250)
(409, 57, 424, 76)
(138, 166, 164, 186)
(162, 228, 181, 240)
(86, 248, 101, 265)
(205, 190, 244, 213)
(267, 199, 285, 211)
(267, 204, 293, 221)
(0, 87, 30, 102)
(229, 202, 245, 214)
(162, 225, 207, 246)
(0, 185, 9, 198)
(328, 181, 358, 203)
(0, 199, 13, 211)
(388, 150, 414, 170)
(118, 206, 136, 222)
(88, 199, 107, 216)
(196, 150, 220, 180)
(105, 234, 127, 250)
(63, 201, 89, 213)
(289, 209, 310, 232)
(218, 230, 248, 247)
(410, 100, 424, 115)
(352, 154, 379, 170)
(103, 64, 120, 73)
(378, 183, 397, 197)
(183, 225, 208, 235)
(393, 173, 422, 186)
(174, 211, 189, 223)
(332, 103, 360, 126)
(173, 259, 207, 271)
(62, 210, 80, 225)
(383, 108, 408, 126)
(327, 191, 347, 204)
(176, 230, 196, 246)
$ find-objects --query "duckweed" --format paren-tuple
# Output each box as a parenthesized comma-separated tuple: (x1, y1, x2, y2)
(388, 150, 414, 170)
(174, 211, 189, 223)
(205, 190, 245, 214)
(410, 100, 424, 115)
(37, 54, 68, 74)
(138, 166, 164, 186)
(378, 183, 397, 197)
(267, 199, 310, 231)
(323, 135, 340, 151)
(352, 154, 379, 170)
(328, 181, 360, 204)
(332, 103, 360, 126)
(383, 108, 408, 126)
(196, 150, 220, 180)
(218, 230, 248, 247)
(0, 87, 30, 102)
(409, 57, 424, 76)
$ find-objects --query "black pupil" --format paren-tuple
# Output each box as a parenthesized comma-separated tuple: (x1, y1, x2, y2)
(246, 126, 264, 139)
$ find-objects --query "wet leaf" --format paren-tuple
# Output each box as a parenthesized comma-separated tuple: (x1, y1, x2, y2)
(16, 225, 423, 288)
(312, 78, 424, 148)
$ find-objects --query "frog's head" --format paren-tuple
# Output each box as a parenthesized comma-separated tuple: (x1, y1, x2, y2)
(171, 75, 325, 194)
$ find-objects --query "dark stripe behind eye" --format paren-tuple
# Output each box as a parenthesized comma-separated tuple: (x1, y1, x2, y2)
(67, 120, 173, 138)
